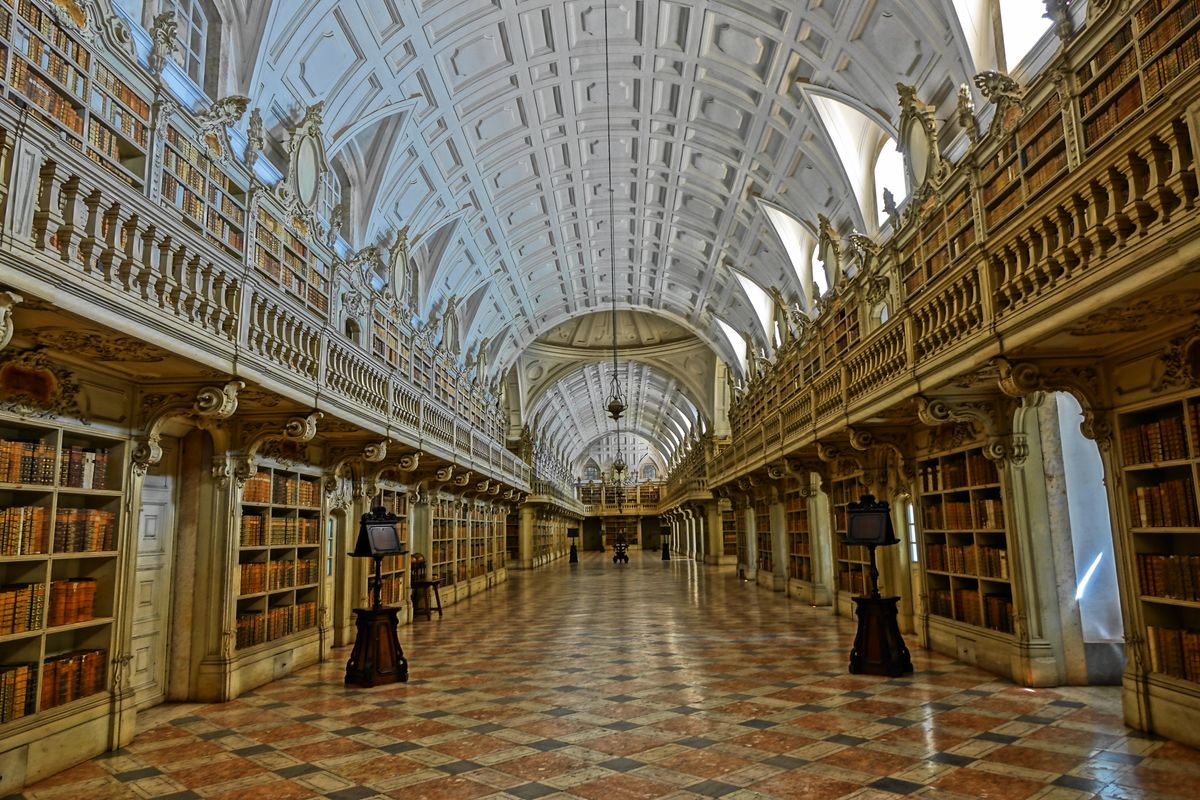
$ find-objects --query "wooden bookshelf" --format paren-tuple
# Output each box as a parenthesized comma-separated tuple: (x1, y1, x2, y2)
(832, 475, 870, 598)
(253, 204, 329, 319)
(505, 511, 518, 561)
(754, 498, 772, 574)
(235, 467, 321, 650)
(430, 498, 456, 587)
(604, 516, 638, 549)
(160, 123, 247, 257)
(370, 486, 409, 606)
(721, 503, 738, 557)
(917, 446, 1014, 635)
(0, 415, 125, 725)
(821, 303, 860, 366)
(785, 480, 812, 582)
(1118, 390, 1200, 683)
(371, 307, 410, 375)
(2, 0, 150, 185)
(1075, 0, 1200, 151)
(980, 137, 1022, 231)
(468, 505, 487, 580)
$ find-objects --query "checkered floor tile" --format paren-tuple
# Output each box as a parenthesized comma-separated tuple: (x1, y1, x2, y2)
(10, 553, 1200, 799)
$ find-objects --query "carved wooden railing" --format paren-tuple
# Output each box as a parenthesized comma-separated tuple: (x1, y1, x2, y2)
(709, 11, 1200, 487)
(1, 102, 528, 489)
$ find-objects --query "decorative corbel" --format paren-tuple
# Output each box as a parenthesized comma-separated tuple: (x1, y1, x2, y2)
(995, 356, 1113, 448)
(1151, 319, 1200, 394)
(244, 108, 265, 170)
(476, 479, 491, 493)
(234, 411, 324, 484)
(916, 394, 1025, 467)
(435, 465, 455, 483)
(957, 83, 980, 144)
(0, 291, 22, 352)
(147, 11, 177, 77)
(454, 471, 473, 488)
(974, 71, 1025, 137)
(133, 381, 244, 475)
(195, 95, 249, 159)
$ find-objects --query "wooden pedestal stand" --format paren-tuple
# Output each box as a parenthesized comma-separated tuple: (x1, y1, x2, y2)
(849, 543, 913, 677)
(345, 555, 409, 687)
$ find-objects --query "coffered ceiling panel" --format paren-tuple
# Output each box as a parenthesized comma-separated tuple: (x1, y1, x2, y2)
(232, 0, 980, 461)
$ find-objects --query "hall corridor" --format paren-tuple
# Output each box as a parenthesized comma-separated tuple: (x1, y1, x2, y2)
(12, 554, 1200, 800)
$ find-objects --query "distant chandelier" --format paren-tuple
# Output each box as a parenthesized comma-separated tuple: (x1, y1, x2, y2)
(602, 0, 626, 425)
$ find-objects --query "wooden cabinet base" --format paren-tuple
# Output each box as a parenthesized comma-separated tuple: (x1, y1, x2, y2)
(345, 607, 408, 687)
(849, 596, 913, 677)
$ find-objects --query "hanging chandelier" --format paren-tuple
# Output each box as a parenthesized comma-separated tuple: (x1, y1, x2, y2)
(602, 0, 626, 425)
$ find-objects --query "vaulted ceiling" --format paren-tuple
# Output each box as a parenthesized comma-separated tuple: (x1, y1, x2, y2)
(195, 0, 996, 468)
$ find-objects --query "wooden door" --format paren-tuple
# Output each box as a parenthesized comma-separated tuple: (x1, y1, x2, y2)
(130, 444, 177, 709)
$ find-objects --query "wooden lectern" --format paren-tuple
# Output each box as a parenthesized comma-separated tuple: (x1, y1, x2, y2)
(345, 508, 409, 687)
(844, 495, 913, 677)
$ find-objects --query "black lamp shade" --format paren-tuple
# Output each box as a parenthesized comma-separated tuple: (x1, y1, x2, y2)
(844, 494, 899, 546)
(350, 507, 406, 557)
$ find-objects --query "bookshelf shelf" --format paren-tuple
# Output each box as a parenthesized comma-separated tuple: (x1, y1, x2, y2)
(721, 503, 738, 558)
(235, 466, 322, 650)
(832, 475, 870, 599)
(1118, 388, 1200, 684)
(784, 479, 811, 583)
(917, 445, 1015, 636)
(370, 485, 409, 606)
(1, 414, 125, 727)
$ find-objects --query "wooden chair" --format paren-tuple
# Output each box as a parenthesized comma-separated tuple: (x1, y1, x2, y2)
(410, 553, 442, 620)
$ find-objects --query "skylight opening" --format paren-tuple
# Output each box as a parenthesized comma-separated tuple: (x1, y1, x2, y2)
(733, 272, 773, 343)
(761, 204, 814, 287)
(1000, 0, 1052, 68)
(810, 246, 828, 298)
(716, 317, 747, 374)
(875, 140, 907, 227)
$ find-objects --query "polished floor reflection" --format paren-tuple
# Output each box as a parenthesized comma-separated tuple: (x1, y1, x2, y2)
(13, 552, 1200, 799)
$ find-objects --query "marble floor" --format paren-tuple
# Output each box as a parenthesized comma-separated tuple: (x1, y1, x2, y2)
(11, 552, 1200, 800)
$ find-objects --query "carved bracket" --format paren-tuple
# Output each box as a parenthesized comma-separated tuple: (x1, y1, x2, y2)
(133, 381, 244, 475)
(917, 394, 1025, 466)
(0, 291, 23, 352)
(995, 356, 1113, 447)
(1151, 319, 1200, 394)
(234, 411, 324, 484)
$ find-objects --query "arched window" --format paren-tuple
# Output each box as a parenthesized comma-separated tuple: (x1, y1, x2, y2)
(344, 318, 361, 345)
(642, 463, 657, 482)
(166, 0, 208, 87)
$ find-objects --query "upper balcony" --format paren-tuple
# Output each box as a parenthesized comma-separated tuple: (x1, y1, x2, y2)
(707, 3, 1200, 487)
(0, 0, 528, 490)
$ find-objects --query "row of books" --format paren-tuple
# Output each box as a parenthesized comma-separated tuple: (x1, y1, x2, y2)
(161, 173, 204, 222)
(1024, 150, 1069, 196)
(378, 574, 404, 605)
(1128, 479, 1199, 527)
(918, 455, 1000, 493)
(1146, 625, 1200, 682)
(1137, 553, 1200, 601)
(88, 89, 148, 150)
(238, 559, 318, 595)
(235, 601, 317, 649)
(0, 505, 49, 555)
(1083, 81, 1143, 148)
(54, 508, 116, 552)
(1079, 22, 1133, 84)
(0, 439, 56, 484)
(837, 566, 869, 596)
(1079, 48, 1138, 116)
(1017, 94, 1062, 148)
(10, 58, 84, 135)
(58, 445, 110, 489)
(47, 578, 97, 627)
(925, 543, 1009, 578)
(922, 498, 1005, 530)
(789, 538, 811, 556)
(929, 588, 1014, 632)
(0, 662, 37, 723)
(1138, 0, 1200, 61)
(789, 558, 813, 582)
(12, 26, 87, 96)
(1122, 414, 1190, 464)
(90, 61, 149, 119)
(239, 514, 320, 546)
(0, 583, 44, 636)
(1143, 27, 1200, 98)
(41, 648, 106, 710)
(17, 0, 91, 69)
